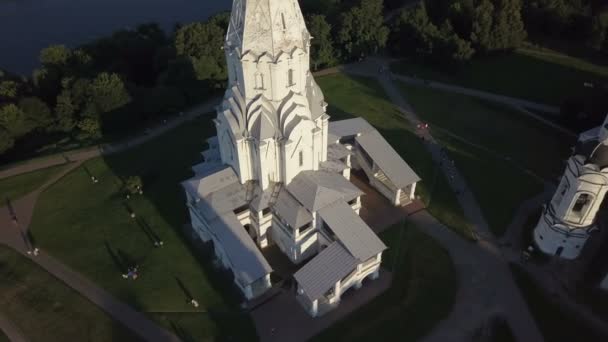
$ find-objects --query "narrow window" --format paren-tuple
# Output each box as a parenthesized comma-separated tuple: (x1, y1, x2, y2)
(255, 73, 264, 90)
(281, 13, 287, 31)
(288, 69, 294, 86)
(572, 194, 591, 214)
(299, 150, 304, 167)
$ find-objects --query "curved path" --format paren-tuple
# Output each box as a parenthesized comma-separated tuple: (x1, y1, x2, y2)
(0, 149, 185, 341)
(0, 98, 220, 180)
(344, 58, 544, 341)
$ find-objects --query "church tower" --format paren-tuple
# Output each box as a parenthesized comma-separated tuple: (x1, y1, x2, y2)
(215, 0, 330, 190)
(534, 115, 608, 259)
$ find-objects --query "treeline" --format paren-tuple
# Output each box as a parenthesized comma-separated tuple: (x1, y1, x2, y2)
(0, 13, 231, 160)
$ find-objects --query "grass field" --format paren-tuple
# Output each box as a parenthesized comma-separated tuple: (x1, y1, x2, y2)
(29, 116, 258, 341)
(312, 223, 458, 341)
(0, 164, 68, 201)
(26, 73, 463, 340)
(399, 83, 573, 235)
(0, 245, 140, 342)
(392, 48, 608, 106)
(317, 73, 475, 239)
(511, 264, 608, 341)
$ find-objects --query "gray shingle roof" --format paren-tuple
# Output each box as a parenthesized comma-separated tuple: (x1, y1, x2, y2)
(183, 166, 239, 198)
(355, 130, 421, 188)
(328, 118, 374, 139)
(210, 212, 273, 285)
(320, 160, 348, 173)
(272, 188, 313, 229)
(287, 170, 363, 212)
(293, 242, 358, 300)
(318, 200, 387, 261)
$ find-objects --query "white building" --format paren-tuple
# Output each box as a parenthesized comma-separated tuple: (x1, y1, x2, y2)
(534, 115, 608, 259)
(182, 0, 420, 316)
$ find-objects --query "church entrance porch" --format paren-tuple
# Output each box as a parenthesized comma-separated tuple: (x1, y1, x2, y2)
(251, 269, 392, 342)
(350, 171, 425, 233)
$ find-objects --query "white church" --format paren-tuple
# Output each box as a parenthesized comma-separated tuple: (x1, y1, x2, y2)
(182, 0, 420, 317)
(534, 115, 608, 260)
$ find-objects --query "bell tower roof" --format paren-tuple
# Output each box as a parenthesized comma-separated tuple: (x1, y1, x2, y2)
(226, 0, 310, 57)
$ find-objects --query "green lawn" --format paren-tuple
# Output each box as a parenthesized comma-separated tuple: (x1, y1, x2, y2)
(0, 245, 140, 342)
(511, 264, 608, 341)
(392, 48, 608, 106)
(312, 223, 458, 341)
(317, 73, 475, 240)
(29, 116, 257, 341)
(0, 164, 68, 201)
(400, 83, 573, 235)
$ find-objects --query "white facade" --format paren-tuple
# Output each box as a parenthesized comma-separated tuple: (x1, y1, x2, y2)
(182, 0, 419, 312)
(217, 0, 329, 190)
(534, 116, 608, 259)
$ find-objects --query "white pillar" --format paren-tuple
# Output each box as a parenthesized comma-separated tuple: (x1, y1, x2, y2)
(311, 299, 319, 317)
(244, 284, 254, 300)
(410, 182, 417, 200)
(394, 189, 401, 206)
(371, 268, 380, 280)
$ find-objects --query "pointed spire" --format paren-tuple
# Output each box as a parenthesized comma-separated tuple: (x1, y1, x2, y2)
(226, 0, 310, 57)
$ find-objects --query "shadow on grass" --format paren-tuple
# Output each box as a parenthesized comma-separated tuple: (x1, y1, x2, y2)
(100, 115, 258, 341)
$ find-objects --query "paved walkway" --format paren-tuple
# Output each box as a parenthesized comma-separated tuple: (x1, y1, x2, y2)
(0, 163, 181, 342)
(0, 98, 220, 180)
(344, 58, 545, 341)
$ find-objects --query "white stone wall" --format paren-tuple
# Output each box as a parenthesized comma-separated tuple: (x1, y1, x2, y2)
(534, 156, 608, 259)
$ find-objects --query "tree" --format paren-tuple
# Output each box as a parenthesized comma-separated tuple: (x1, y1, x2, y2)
(589, 11, 608, 50)
(338, 0, 390, 59)
(470, 0, 495, 52)
(174, 22, 226, 83)
(307, 15, 338, 70)
(0, 127, 14, 154)
(0, 80, 19, 100)
(89, 73, 131, 114)
(76, 116, 102, 139)
(54, 89, 77, 132)
(125, 176, 143, 195)
(40, 45, 73, 67)
(18, 97, 53, 129)
(0, 104, 31, 137)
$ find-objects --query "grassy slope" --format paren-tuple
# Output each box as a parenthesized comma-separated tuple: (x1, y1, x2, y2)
(0, 164, 68, 201)
(0, 246, 140, 342)
(317, 73, 474, 239)
(400, 83, 574, 235)
(312, 223, 457, 341)
(392, 48, 608, 106)
(29, 116, 257, 341)
(511, 265, 608, 341)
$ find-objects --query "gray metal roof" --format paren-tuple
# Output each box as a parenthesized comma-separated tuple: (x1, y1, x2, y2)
(183, 166, 239, 198)
(320, 160, 348, 173)
(191, 161, 223, 176)
(318, 200, 387, 261)
(209, 212, 273, 285)
(356, 130, 421, 188)
(328, 118, 374, 139)
(293, 242, 358, 300)
(249, 183, 278, 212)
(327, 143, 352, 161)
(197, 181, 248, 221)
(287, 170, 363, 212)
(272, 188, 313, 229)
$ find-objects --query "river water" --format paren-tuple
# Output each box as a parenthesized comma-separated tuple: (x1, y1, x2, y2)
(0, 0, 233, 75)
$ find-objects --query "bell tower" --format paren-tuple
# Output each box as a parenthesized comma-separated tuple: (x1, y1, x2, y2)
(215, 0, 330, 190)
(534, 115, 608, 259)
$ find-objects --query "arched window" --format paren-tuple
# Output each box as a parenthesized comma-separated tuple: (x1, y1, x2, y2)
(288, 69, 295, 87)
(299, 150, 304, 167)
